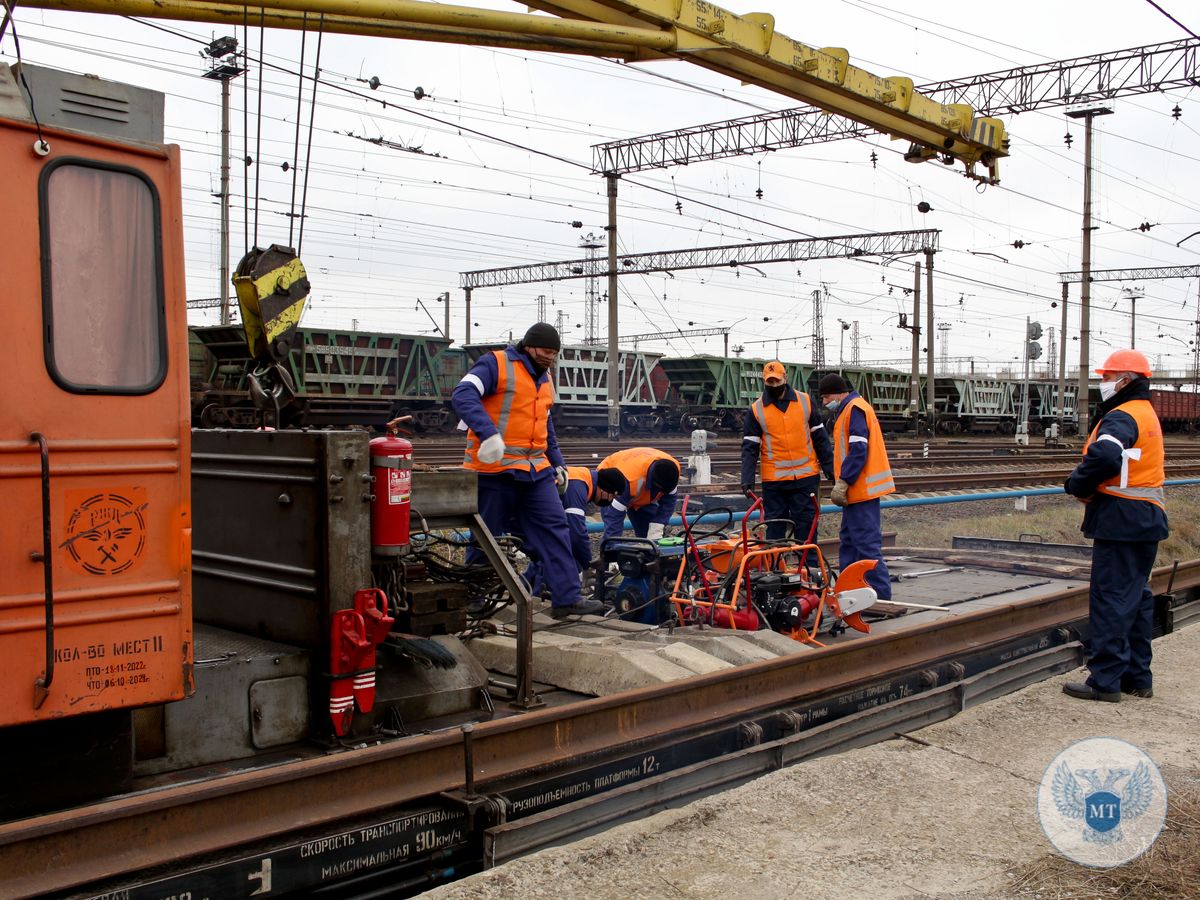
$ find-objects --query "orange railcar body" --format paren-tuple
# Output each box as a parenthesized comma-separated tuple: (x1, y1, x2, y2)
(0, 116, 193, 725)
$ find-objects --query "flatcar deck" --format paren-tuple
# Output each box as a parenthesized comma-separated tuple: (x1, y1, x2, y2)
(6, 556, 1195, 900)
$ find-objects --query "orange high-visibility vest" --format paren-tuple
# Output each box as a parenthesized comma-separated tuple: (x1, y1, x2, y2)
(832, 396, 895, 503)
(1083, 399, 1165, 509)
(566, 465, 593, 500)
(463, 350, 554, 474)
(598, 447, 678, 510)
(750, 392, 819, 481)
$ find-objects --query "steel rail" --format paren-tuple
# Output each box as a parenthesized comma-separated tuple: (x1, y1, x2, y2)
(3, 560, 1198, 896)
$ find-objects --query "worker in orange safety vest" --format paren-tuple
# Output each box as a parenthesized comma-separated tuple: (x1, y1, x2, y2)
(1062, 348, 1168, 702)
(597, 447, 681, 542)
(741, 360, 835, 544)
(818, 372, 895, 600)
(452, 323, 604, 618)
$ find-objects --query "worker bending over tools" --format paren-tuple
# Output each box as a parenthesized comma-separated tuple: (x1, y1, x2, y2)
(597, 448, 681, 542)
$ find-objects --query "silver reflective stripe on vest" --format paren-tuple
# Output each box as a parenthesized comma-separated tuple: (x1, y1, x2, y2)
(1104, 485, 1165, 503)
(752, 401, 771, 456)
(496, 353, 517, 434)
(865, 469, 894, 489)
(502, 445, 547, 473)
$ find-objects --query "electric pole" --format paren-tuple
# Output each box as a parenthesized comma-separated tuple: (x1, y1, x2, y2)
(811, 289, 826, 368)
(937, 322, 951, 373)
(201, 37, 245, 327)
(579, 233, 603, 347)
(1066, 102, 1114, 433)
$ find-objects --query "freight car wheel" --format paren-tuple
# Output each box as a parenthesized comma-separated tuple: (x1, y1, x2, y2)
(199, 403, 229, 428)
(621, 414, 639, 435)
(679, 412, 701, 433)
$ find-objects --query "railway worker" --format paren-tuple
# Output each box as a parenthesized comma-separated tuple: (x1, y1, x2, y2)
(522, 466, 628, 593)
(1062, 349, 1168, 702)
(597, 448, 681, 542)
(452, 322, 604, 618)
(740, 360, 835, 543)
(818, 373, 894, 601)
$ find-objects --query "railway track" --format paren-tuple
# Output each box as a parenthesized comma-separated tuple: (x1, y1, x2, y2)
(5, 562, 1198, 898)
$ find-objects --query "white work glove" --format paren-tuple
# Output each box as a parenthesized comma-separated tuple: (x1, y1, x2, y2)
(555, 465, 569, 495)
(646, 522, 665, 541)
(477, 433, 505, 464)
(830, 479, 850, 507)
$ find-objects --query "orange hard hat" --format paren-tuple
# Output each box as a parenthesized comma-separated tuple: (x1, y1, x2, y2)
(1095, 348, 1151, 378)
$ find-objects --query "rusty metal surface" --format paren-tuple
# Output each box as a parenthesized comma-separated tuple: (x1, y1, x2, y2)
(2, 560, 1197, 897)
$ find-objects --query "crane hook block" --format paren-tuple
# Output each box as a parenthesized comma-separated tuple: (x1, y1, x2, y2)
(233, 244, 311, 363)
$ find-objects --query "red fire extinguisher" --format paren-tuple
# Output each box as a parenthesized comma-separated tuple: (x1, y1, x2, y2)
(369, 433, 412, 555)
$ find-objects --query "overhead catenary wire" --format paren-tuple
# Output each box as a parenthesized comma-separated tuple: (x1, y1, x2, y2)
(11, 10, 1196, 361)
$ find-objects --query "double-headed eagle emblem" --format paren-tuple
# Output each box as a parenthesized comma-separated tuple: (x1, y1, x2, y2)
(1053, 762, 1155, 844)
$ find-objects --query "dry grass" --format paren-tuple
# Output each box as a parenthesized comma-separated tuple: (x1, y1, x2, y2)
(1007, 782, 1200, 899)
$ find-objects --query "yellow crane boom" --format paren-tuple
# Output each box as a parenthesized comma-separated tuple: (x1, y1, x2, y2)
(25, 0, 1009, 181)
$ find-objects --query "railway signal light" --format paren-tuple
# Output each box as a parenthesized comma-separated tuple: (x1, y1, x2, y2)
(1027, 321, 1043, 340)
(1027, 341, 1043, 360)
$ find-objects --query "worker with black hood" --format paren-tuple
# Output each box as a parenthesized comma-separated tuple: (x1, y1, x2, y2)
(452, 322, 604, 618)
(1062, 349, 1168, 702)
(597, 448, 681, 542)
(741, 360, 835, 543)
(522, 465, 629, 595)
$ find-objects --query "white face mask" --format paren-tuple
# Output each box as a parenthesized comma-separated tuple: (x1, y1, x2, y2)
(1099, 379, 1123, 401)
(825, 399, 841, 411)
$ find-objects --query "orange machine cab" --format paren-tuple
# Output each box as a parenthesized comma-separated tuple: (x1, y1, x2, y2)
(0, 80, 193, 725)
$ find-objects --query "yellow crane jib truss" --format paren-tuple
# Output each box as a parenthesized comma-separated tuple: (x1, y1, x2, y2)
(27, 0, 1011, 181)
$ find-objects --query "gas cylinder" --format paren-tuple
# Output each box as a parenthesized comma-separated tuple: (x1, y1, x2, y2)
(369, 434, 412, 555)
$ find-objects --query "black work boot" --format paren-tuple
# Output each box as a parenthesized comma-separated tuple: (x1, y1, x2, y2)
(549, 599, 605, 619)
(1063, 681, 1121, 703)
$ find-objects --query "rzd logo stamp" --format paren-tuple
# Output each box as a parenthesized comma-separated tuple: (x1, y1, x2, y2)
(1038, 737, 1167, 867)
(62, 488, 149, 575)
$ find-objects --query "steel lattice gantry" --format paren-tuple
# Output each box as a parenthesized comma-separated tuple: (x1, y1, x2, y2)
(594, 38, 1200, 175)
(1059, 264, 1200, 399)
(460, 229, 938, 289)
(1059, 264, 1200, 283)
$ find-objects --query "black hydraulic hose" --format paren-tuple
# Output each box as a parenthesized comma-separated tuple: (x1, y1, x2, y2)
(30, 432, 54, 707)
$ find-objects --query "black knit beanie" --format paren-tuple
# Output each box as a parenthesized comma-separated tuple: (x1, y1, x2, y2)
(648, 459, 679, 494)
(596, 468, 627, 494)
(521, 322, 561, 351)
(817, 373, 850, 395)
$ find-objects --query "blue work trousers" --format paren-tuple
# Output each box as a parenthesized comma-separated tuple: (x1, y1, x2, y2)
(839, 498, 892, 600)
(467, 473, 582, 607)
(1086, 538, 1158, 693)
(761, 476, 821, 543)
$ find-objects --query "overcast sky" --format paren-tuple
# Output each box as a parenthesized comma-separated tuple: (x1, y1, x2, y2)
(5, 0, 1199, 375)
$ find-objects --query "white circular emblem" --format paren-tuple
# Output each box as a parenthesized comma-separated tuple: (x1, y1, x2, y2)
(1037, 737, 1167, 867)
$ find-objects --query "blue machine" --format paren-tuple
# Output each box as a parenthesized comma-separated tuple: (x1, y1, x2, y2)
(593, 537, 687, 625)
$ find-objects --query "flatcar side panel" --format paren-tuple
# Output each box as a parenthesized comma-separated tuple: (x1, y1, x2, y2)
(0, 117, 192, 725)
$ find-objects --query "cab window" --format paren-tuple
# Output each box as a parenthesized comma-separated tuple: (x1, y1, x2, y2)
(41, 160, 165, 393)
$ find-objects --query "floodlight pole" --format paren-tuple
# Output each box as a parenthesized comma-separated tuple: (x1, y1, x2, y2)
(201, 39, 245, 327)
